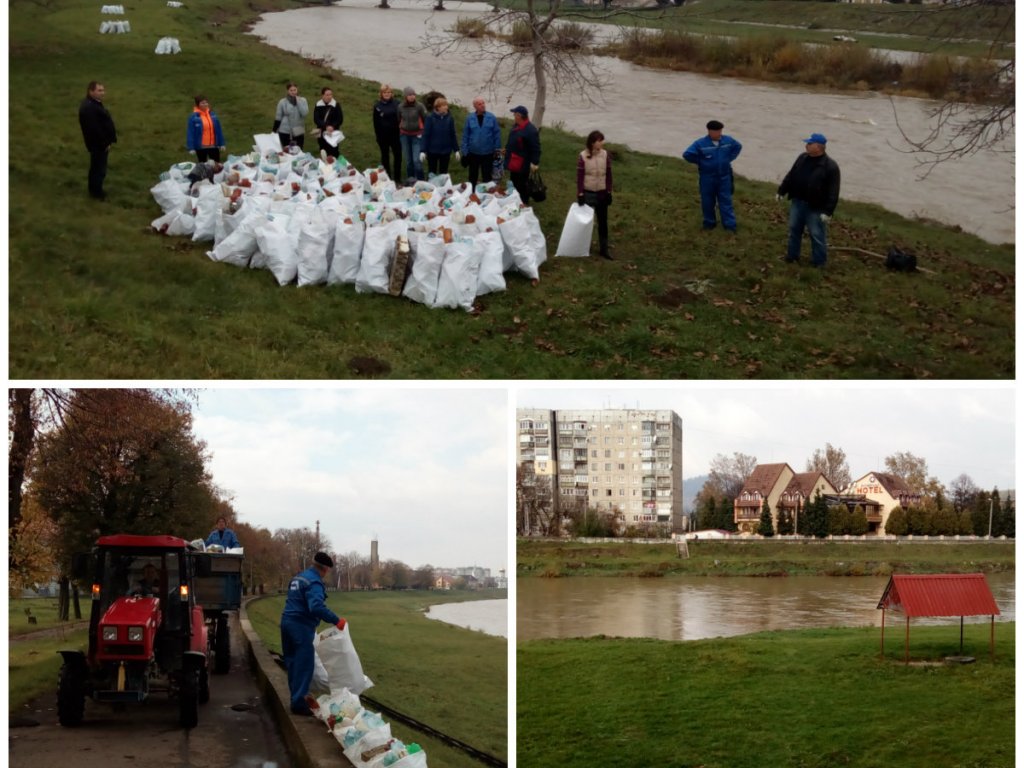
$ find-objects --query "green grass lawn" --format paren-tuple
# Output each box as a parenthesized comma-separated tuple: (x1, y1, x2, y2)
(9, 0, 1014, 378)
(518, 623, 1015, 768)
(8, 597, 88, 637)
(246, 590, 507, 767)
(9, 628, 89, 714)
(517, 538, 1016, 576)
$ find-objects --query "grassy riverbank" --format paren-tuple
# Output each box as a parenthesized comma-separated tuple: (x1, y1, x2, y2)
(10, 0, 1014, 378)
(246, 590, 507, 768)
(518, 622, 1015, 767)
(517, 538, 1016, 577)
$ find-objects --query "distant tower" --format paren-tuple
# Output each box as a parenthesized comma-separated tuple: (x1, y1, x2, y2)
(370, 537, 379, 571)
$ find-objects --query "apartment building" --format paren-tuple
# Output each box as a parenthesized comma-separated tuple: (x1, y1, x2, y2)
(516, 408, 684, 533)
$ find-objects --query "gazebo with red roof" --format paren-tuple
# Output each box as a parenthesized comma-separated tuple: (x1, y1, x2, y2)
(877, 573, 1000, 663)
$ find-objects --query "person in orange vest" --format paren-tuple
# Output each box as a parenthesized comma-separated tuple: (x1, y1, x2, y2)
(186, 95, 226, 163)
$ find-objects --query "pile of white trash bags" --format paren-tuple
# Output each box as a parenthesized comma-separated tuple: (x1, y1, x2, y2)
(310, 624, 427, 767)
(149, 139, 547, 311)
(99, 19, 130, 32)
(100, 4, 125, 13)
(154, 36, 181, 53)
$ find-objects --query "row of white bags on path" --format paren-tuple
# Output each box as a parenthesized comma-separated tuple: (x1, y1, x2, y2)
(310, 625, 428, 768)
(155, 36, 181, 53)
(100, 4, 125, 13)
(150, 139, 547, 311)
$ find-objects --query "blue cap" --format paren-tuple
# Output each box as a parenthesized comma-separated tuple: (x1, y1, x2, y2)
(510, 105, 528, 117)
(803, 132, 827, 145)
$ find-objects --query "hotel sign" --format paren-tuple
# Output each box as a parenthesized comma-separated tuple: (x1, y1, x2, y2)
(852, 475, 884, 495)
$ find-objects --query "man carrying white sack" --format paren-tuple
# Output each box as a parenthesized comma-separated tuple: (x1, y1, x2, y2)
(281, 551, 347, 716)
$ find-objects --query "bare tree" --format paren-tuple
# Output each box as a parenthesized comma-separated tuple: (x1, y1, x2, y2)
(883, 450, 944, 497)
(805, 443, 851, 491)
(891, 0, 1014, 170)
(705, 452, 759, 501)
(517, 462, 560, 535)
(421, 0, 614, 127)
(949, 473, 980, 514)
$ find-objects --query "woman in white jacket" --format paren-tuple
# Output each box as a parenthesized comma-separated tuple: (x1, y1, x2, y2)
(274, 82, 309, 150)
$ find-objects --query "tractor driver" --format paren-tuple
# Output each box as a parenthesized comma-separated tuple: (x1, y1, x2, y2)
(134, 564, 160, 596)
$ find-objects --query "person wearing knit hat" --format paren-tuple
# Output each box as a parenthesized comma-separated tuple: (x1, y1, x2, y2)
(397, 86, 428, 182)
(682, 119, 743, 232)
(280, 552, 347, 715)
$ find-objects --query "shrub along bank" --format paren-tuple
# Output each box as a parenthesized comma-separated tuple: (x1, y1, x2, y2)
(517, 623, 1015, 768)
(8, 0, 1014, 378)
(516, 538, 1016, 577)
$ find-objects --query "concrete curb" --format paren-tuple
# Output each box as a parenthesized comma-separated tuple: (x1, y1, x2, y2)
(239, 598, 354, 768)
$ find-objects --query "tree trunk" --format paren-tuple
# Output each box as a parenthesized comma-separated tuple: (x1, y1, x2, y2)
(72, 584, 82, 620)
(58, 575, 70, 621)
(8, 389, 36, 569)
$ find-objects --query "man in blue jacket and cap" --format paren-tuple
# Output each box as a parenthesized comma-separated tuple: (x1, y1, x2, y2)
(280, 552, 347, 715)
(682, 120, 743, 232)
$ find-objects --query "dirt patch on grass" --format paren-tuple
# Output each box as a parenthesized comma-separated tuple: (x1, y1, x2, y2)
(347, 356, 391, 377)
(651, 286, 700, 308)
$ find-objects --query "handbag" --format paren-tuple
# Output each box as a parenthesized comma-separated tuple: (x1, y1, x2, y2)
(528, 169, 547, 202)
(507, 152, 524, 173)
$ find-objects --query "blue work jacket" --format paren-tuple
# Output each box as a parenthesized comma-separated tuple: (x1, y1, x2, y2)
(205, 527, 240, 548)
(282, 566, 340, 631)
(682, 134, 742, 176)
(461, 110, 502, 156)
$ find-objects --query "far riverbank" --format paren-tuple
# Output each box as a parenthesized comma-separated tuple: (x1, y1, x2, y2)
(517, 538, 1015, 577)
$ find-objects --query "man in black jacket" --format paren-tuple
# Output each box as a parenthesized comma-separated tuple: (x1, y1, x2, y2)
(78, 81, 117, 200)
(778, 132, 840, 268)
(505, 105, 541, 204)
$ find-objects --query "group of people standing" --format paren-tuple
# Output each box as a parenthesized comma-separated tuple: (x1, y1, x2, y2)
(79, 80, 840, 266)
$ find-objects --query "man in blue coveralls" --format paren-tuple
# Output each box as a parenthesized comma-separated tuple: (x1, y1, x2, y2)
(280, 552, 347, 715)
(205, 516, 240, 549)
(682, 120, 743, 232)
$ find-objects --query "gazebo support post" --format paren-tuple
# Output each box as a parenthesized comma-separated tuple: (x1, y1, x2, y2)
(904, 616, 909, 664)
(990, 615, 995, 661)
(960, 616, 964, 654)
(880, 608, 885, 659)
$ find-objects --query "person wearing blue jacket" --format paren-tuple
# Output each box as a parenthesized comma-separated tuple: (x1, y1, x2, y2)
(280, 552, 347, 716)
(682, 120, 742, 232)
(504, 105, 541, 203)
(186, 95, 226, 163)
(205, 516, 240, 549)
(460, 97, 502, 187)
(420, 96, 460, 177)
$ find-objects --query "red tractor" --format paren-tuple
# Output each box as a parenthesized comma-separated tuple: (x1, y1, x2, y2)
(57, 534, 232, 729)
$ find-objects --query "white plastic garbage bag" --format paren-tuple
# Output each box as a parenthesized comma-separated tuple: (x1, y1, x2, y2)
(191, 182, 225, 242)
(434, 237, 481, 312)
(555, 203, 595, 257)
(402, 231, 445, 306)
(254, 214, 293, 276)
(254, 133, 283, 155)
(208, 209, 262, 268)
(474, 230, 506, 296)
(155, 37, 181, 54)
(327, 216, 365, 285)
(498, 208, 547, 281)
(356, 219, 407, 295)
(391, 751, 429, 768)
(99, 19, 130, 33)
(100, 5, 125, 13)
(295, 208, 334, 287)
(316, 624, 373, 695)
(150, 178, 189, 214)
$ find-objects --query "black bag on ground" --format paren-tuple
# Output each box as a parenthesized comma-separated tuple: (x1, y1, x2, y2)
(885, 246, 917, 272)
(528, 169, 547, 202)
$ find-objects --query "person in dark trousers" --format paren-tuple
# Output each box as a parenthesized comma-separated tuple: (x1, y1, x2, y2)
(576, 129, 613, 259)
(777, 132, 841, 268)
(504, 105, 541, 203)
(274, 81, 309, 150)
(280, 552, 347, 716)
(186, 95, 226, 163)
(420, 96, 460, 177)
(460, 96, 502, 187)
(397, 86, 428, 182)
(78, 80, 117, 200)
(372, 83, 402, 182)
(313, 86, 344, 160)
(205, 516, 240, 549)
(682, 119, 742, 232)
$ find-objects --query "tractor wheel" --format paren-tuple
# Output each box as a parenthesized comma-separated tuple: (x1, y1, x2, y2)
(57, 663, 86, 727)
(214, 616, 230, 674)
(179, 668, 200, 729)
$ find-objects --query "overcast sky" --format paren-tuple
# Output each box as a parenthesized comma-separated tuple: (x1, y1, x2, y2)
(192, 388, 508, 575)
(515, 385, 1016, 490)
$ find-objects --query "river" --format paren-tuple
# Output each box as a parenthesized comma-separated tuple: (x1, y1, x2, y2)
(249, 0, 1013, 244)
(517, 572, 1015, 641)
(426, 598, 508, 637)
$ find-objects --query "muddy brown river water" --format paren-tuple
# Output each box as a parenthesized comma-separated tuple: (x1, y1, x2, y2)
(250, 0, 1013, 244)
